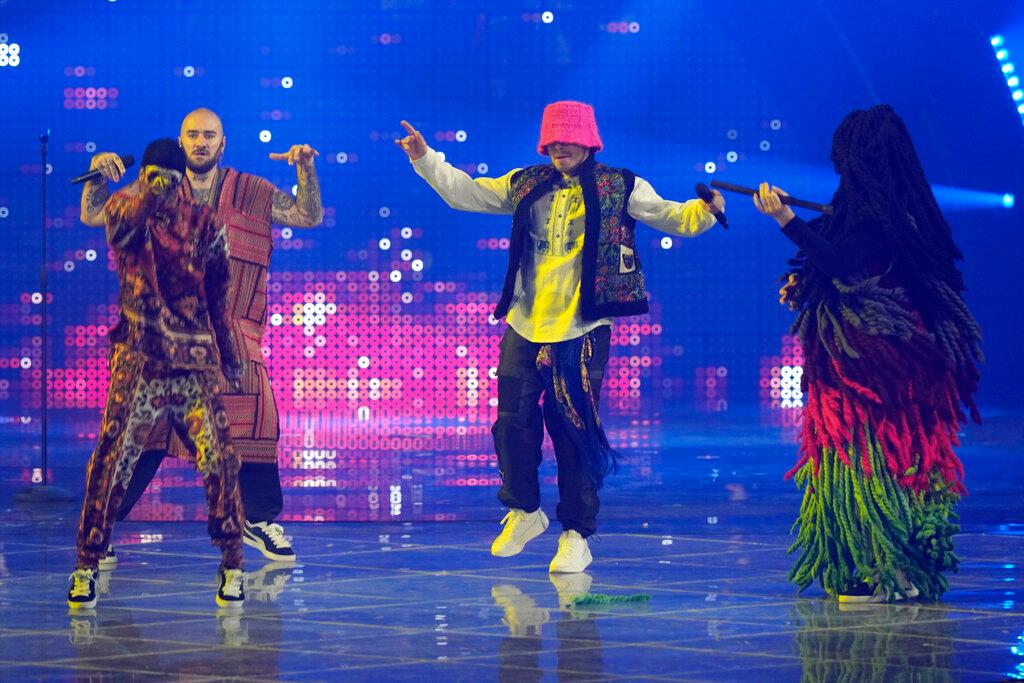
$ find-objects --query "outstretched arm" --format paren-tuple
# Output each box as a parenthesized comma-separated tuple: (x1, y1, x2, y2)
(269, 144, 323, 227)
(80, 152, 127, 227)
(396, 120, 515, 215)
(628, 177, 720, 237)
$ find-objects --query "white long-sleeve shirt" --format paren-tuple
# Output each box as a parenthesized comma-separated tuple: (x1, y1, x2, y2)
(411, 147, 715, 343)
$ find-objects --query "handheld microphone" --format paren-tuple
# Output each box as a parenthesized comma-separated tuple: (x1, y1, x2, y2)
(710, 180, 833, 214)
(70, 154, 135, 185)
(695, 183, 728, 229)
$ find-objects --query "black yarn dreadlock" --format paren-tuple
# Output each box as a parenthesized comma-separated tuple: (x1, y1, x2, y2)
(787, 104, 983, 420)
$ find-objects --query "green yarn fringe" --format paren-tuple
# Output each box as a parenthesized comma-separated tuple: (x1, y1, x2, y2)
(788, 425, 960, 601)
(570, 593, 651, 606)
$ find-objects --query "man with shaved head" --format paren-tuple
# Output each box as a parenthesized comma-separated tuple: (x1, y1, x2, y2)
(80, 108, 322, 568)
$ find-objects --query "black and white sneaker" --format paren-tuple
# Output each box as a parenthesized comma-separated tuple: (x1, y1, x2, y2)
(98, 544, 117, 571)
(243, 521, 296, 562)
(67, 568, 98, 610)
(216, 567, 245, 609)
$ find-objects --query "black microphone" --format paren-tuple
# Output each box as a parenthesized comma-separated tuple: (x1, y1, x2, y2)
(695, 183, 728, 229)
(70, 154, 135, 185)
(710, 180, 833, 214)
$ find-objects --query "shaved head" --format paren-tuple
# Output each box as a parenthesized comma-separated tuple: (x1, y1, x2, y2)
(179, 108, 225, 174)
(180, 108, 223, 137)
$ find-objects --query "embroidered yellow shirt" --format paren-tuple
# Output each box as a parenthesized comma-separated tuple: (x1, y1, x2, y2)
(411, 147, 716, 343)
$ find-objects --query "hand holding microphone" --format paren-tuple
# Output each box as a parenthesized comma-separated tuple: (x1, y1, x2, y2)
(71, 152, 134, 185)
(695, 183, 728, 229)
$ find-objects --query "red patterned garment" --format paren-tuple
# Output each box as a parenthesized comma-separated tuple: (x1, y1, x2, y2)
(146, 168, 280, 465)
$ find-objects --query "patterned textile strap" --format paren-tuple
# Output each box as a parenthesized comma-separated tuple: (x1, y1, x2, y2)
(788, 423, 960, 601)
(535, 331, 618, 489)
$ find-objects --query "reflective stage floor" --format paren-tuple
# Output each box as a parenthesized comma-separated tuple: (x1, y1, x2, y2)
(1, 410, 1022, 681)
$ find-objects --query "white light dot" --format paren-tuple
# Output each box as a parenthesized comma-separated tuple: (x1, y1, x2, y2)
(9, 55, 20, 68)
(281, 227, 293, 239)
(30, 292, 42, 304)
(704, 161, 717, 174)
(400, 249, 412, 261)
(357, 356, 371, 368)
(726, 129, 738, 140)
(259, 130, 272, 143)
(400, 226, 413, 238)
(85, 141, 96, 153)
(379, 238, 391, 250)
(629, 21, 640, 33)
(455, 130, 467, 142)
(379, 206, 391, 218)
(661, 236, 673, 249)
(85, 249, 97, 261)
(281, 76, 293, 89)
(45, 163, 52, 175)
(20, 357, 31, 369)
(390, 270, 402, 282)
(0, 207, 8, 218)
(726, 151, 738, 163)
(0, 34, 7, 43)
(64, 261, 75, 272)
(335, 152, 348, 164)
(291, 184, 298, 196)
(759, 140, 771, 151)
(541, 11, 554, 23)
(401, 292, 413, 303)
(183, 65, 195, 78)
(437, 151, 446, 162)
(477, 162, 489, 174)
(411, 259, 423, 272)
(270, 313, 283, 326)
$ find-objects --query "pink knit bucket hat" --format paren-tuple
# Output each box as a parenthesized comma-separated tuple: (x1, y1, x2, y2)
(537, 101, 603, 155)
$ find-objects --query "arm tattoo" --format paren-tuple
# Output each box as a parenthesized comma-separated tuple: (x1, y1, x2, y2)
(270, 164, 323, 226)
(87, 183, 111, 211)
(295, 163, 323, 224)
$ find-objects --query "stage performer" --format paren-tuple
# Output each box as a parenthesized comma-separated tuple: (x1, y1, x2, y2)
(69, 139, 246, 610)
(396, 101, 724, 573)
(80, 108, 323, 565)
(752, 104, 983, 603)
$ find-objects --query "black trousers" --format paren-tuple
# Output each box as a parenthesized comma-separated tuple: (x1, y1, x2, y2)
(492, 325, 611, 538)
(117, 453, 283, 524)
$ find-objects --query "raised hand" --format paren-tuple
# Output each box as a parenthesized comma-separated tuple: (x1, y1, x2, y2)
(394, 120, 428, 161)
(752, 182, 795, 226)
(269, 144, 319, 168)
(89, 152, 126, 183)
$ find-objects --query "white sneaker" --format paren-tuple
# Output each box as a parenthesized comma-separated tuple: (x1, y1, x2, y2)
(548, 530, 592, 574)
(491, 509, 549, 557)
(98, 544, 117, 571)
(243, 521, 296, 562)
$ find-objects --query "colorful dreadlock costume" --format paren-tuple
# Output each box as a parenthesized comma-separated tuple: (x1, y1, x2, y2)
(75, 139, 246, 571)
(411, 101, 716, 535)
(781, 106, 983, 601)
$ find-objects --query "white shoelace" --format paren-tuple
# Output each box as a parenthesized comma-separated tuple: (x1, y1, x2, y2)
(262, 523, 290, 549)
(500, 510, 527, 532)
(221, 569, 244, 598)
(69, 570, 93, 597)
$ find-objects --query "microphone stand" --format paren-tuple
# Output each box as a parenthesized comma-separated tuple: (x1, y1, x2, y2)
(15, 131, 73, 505)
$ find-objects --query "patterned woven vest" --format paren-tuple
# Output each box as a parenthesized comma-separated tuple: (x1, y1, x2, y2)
(494, 156, 647, 321)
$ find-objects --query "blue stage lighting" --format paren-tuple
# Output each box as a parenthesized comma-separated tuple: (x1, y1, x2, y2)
(1004, 194, 1015, 208)
(992, 37, 1024, 124)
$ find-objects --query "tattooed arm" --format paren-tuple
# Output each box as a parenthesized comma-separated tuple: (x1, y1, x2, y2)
(268, 144, 323, 227)
(80, 152, 127, 226)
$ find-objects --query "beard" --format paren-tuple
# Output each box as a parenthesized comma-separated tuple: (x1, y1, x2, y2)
(186, 153, 219, 174)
